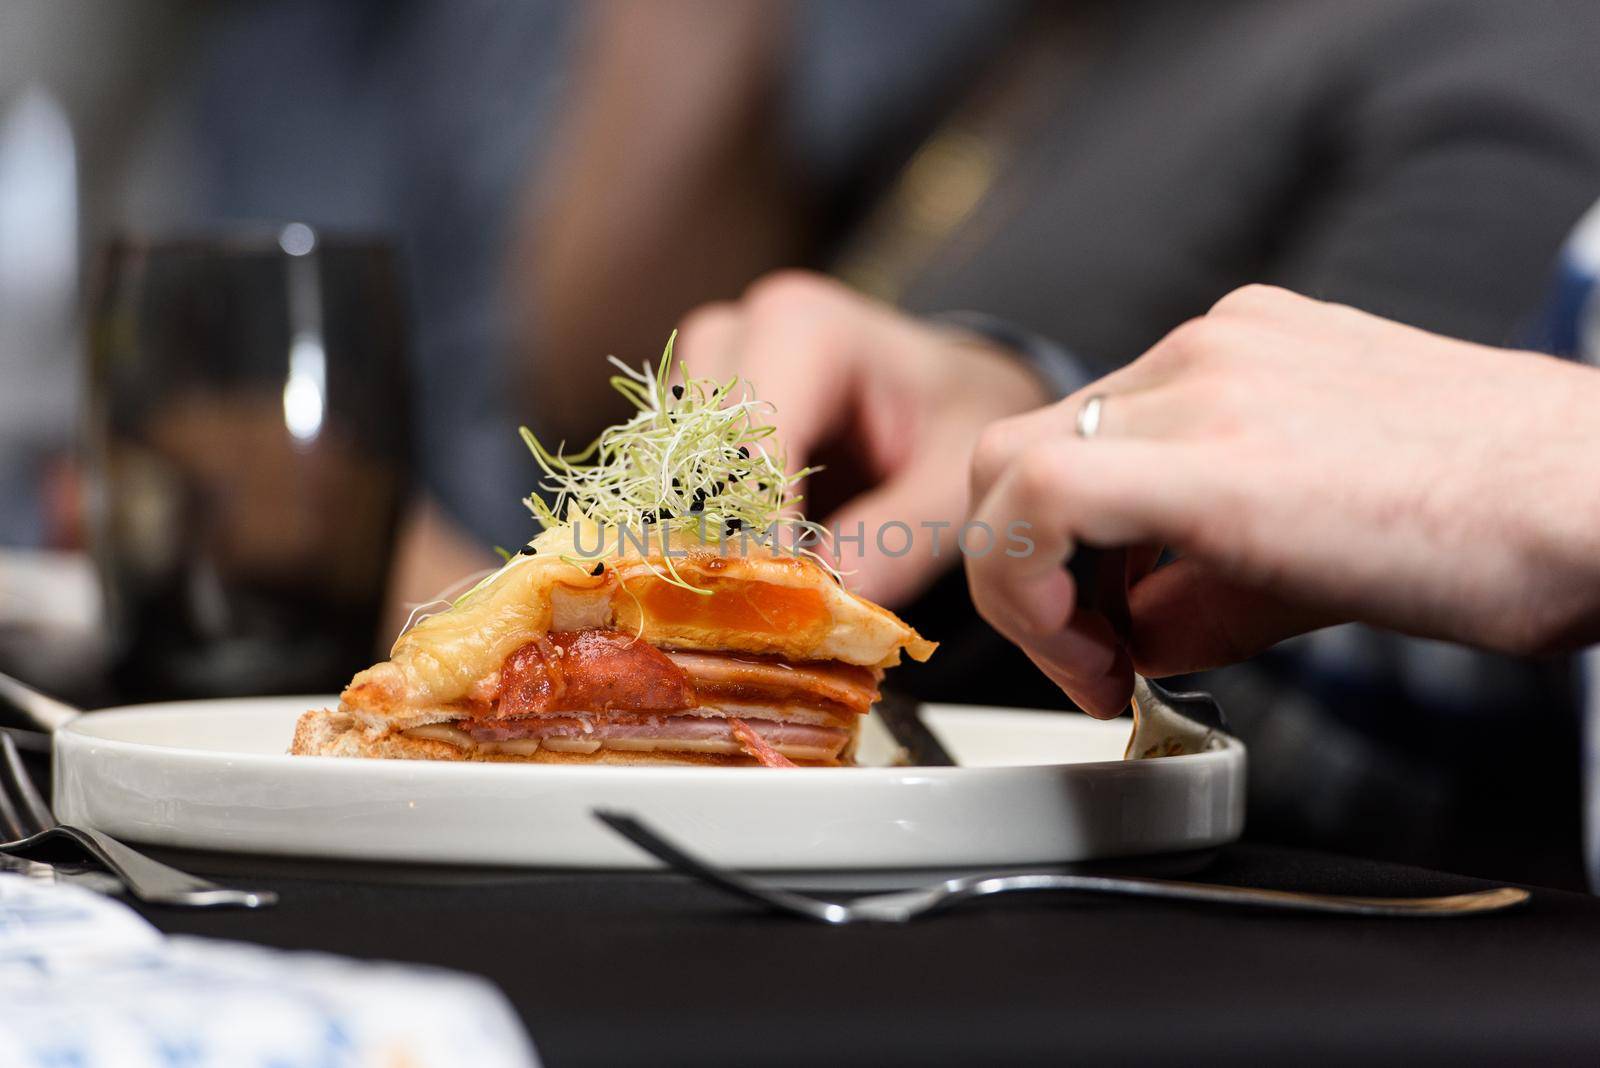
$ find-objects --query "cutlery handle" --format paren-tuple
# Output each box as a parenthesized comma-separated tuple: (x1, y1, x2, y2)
(931, 872, 1529, 918)
(51, 825, 275, 908)
(0, 671, 80, 731)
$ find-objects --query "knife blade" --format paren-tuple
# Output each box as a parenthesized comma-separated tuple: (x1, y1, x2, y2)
(873, 690, 956, 766)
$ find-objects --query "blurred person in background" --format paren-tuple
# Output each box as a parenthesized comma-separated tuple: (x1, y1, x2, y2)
(653, 1, 1600, 885)
(0, 0, 1020, 622)
(65, 0, 1019, 605)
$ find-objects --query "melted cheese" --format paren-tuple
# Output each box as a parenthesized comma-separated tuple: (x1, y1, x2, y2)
(353, 525, 934, 711)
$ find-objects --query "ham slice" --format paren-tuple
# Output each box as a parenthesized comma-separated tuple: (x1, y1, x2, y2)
(663, 650, 881, 714)
(729, 717, 797, 768)
(453, 711, 847, 761)
(491, 630, 880, 720)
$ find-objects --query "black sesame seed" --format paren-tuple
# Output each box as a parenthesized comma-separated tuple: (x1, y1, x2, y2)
(725, 518, 743, 533)
(640, 510, 656, 524)
(756, 482, 768, 492)
(658, 508, 673, 520)
(517, 545, 538, 556)
(688, 502, 704, 514)
(590, 562, 605, 576)
(671, 385, 684, 399)
(737, 446, 750, 459)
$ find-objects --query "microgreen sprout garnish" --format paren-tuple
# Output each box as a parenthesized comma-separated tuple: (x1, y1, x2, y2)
(517, 333, 834, 591)
(397, 565, 502, 641)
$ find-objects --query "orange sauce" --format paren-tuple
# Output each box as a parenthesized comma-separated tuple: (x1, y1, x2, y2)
(624, 575, 829, 635)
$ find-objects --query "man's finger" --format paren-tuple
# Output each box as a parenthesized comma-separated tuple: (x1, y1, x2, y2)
(674, 302, 745, 380)
(1020, 614, 1136, 719)
(970, 368, 1199, 507)
(970, 403, 1072, 509)
(1126, 556, 1345, 677)
(1125, 545, 1164, 587)
(732, 277, 898, 474)
(823, 460, 965, 608)
(967, 437, 1210, 695)
(969, 437, 1208, 628)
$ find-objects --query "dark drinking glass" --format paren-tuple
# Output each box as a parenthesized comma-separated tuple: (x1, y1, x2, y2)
(84, 225, 410, 700)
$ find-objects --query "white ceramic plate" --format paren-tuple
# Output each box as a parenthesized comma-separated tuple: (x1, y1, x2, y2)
(53, 697, 1245, 870)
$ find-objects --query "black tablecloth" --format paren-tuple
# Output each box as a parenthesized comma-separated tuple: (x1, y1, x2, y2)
(128, 843, 1600, 1066)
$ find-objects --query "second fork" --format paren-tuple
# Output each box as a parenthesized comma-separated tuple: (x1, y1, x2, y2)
(0, 732, 276, 908)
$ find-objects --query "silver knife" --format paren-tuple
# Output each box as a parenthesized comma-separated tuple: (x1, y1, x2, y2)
(874, 690, 957, 766)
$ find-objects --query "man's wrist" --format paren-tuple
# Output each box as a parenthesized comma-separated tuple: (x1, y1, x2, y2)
(929, 311, 1091, 402)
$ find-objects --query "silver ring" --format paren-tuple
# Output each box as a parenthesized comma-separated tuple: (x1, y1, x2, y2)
(1075, 393, 1106, 439)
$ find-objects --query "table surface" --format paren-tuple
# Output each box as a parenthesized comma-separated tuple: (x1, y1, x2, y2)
(126, 841, 1600, 1066)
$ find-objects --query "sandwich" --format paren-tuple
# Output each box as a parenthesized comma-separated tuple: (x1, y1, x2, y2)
(291, 341, 934, 767)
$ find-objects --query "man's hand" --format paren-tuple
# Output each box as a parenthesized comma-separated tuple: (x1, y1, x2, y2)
(967, 284, 1600, 717)
(677, 271, 1049, 606)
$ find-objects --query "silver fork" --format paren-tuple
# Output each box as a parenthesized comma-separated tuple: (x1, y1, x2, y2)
(594, 811, 1529, 922)
(0, 731, 275, 908)
(1, 845, 124, 895)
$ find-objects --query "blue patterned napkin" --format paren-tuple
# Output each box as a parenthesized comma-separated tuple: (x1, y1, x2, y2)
(0, 873, 540, 1068)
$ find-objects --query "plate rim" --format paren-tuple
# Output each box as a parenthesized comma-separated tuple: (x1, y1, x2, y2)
(54, 696, 1248, 869)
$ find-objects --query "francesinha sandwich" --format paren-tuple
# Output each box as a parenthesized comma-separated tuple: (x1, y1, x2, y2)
(292, 341, 933, 767)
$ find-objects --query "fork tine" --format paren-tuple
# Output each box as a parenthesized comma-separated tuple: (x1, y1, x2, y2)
(0, 762, 28, 841)
(0, 732, 54, 836)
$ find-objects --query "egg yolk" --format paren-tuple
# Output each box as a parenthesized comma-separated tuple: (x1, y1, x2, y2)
(623, 575, 829, 635)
